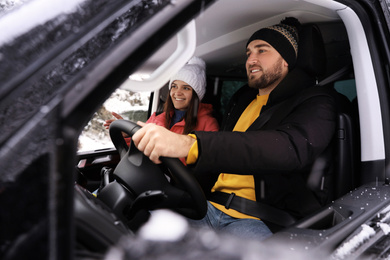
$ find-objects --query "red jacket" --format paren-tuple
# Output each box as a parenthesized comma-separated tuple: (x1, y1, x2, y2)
(146, 103, 219, 133)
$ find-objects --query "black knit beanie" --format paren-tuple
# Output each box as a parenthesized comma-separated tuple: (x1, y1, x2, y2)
(246, 17, 301, 69)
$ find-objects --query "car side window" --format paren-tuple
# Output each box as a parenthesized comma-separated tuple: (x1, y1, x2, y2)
(219, 80, 247, 116)
(334, 79, 357, 102)
(78, 89, 151, 151)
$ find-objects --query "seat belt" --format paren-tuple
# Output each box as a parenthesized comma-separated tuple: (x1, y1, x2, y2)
(208, 191, 296, 227)
(208, 67, 353, 227)
(317, 64, 352, 87)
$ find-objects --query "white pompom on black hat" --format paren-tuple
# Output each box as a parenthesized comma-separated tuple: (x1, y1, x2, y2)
(169, 57, 206, 101)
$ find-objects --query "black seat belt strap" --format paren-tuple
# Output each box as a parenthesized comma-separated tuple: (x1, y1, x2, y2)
(208, 191, 296, 227)
(317, 64, 352, 87)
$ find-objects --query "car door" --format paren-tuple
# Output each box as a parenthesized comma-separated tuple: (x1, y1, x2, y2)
(0, 1, 214, 259)
(264, 0, 390, 258)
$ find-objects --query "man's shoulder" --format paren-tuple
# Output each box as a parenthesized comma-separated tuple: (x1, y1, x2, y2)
(279, 85, 337, 112)
(298, 85, 338, 100)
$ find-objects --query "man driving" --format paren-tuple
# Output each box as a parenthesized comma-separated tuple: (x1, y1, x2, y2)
(132, 17, 336, 241)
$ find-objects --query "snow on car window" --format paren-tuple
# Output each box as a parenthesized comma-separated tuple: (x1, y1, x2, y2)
(0, 0, 168, 146)
(0, 0, 30, 13)
(78, 89, 151, 152)
(0, 0, 87, 45)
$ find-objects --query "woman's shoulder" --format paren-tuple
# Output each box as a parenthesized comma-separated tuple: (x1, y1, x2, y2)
(198, 102, 214, 114)
(196, 103, 220, 131)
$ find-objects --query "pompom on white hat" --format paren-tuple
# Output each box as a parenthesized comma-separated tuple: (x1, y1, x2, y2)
(169, 56, 206, 101)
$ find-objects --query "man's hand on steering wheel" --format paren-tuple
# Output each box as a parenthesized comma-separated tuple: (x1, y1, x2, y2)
(132, 121, 196, 164)
(109, 119, 207, 219)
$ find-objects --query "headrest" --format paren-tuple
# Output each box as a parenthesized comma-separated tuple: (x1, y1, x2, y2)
(296, 24, 327, 79)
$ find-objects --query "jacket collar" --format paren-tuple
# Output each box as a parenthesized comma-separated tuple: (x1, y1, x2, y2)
(246, 68, 316, 130)
(221, 68, 315, 131)
(265, 68, 316, 108)
(236, 68, 315, 109)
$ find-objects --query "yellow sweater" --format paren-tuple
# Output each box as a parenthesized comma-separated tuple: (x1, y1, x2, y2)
(188, 94, 269, 219)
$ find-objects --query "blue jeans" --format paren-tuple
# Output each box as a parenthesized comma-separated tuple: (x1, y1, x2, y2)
(188, 201, 272, 241)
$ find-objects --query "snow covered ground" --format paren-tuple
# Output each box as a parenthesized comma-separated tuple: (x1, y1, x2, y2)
(78, 89, 150, 152)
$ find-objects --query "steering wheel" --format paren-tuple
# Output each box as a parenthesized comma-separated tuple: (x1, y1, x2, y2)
(109, 119, 207, 220)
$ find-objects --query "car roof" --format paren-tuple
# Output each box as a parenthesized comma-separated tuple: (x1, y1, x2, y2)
(134, 0, 342, 79)
(0, 0, 387, 161)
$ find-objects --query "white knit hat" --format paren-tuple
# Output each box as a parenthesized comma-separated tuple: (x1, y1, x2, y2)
(168, 56, 206, 100)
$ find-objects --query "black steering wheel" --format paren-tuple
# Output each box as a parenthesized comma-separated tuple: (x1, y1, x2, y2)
(109, 119, 207, 220)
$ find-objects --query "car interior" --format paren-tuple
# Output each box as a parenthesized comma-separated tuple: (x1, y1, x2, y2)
(75, 0, 371, 254)
(2, 0, 390, 259)
(68, 1, 390, 259)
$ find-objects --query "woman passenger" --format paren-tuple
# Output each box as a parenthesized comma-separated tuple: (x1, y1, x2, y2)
(104, 57, 219, 163)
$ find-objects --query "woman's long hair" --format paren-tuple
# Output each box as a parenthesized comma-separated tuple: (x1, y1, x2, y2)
(164, 90, 199, 134)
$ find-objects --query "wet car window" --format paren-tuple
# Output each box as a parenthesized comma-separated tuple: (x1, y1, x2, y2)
(0, 0, 169, 146)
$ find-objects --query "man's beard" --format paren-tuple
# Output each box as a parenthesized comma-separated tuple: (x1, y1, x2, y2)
(248, 58, 284, 90)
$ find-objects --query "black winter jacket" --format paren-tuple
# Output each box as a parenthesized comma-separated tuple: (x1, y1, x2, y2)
(191, 68, 337, 219)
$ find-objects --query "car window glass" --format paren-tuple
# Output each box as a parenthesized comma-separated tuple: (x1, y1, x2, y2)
(0, 0, 169, 145)
(78, 89, 151, 152)
(334, 79, 357, 102)
(219, 80, 247, 116)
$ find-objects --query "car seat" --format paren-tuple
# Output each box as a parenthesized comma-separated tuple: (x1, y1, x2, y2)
(296, 24, 358, 205)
